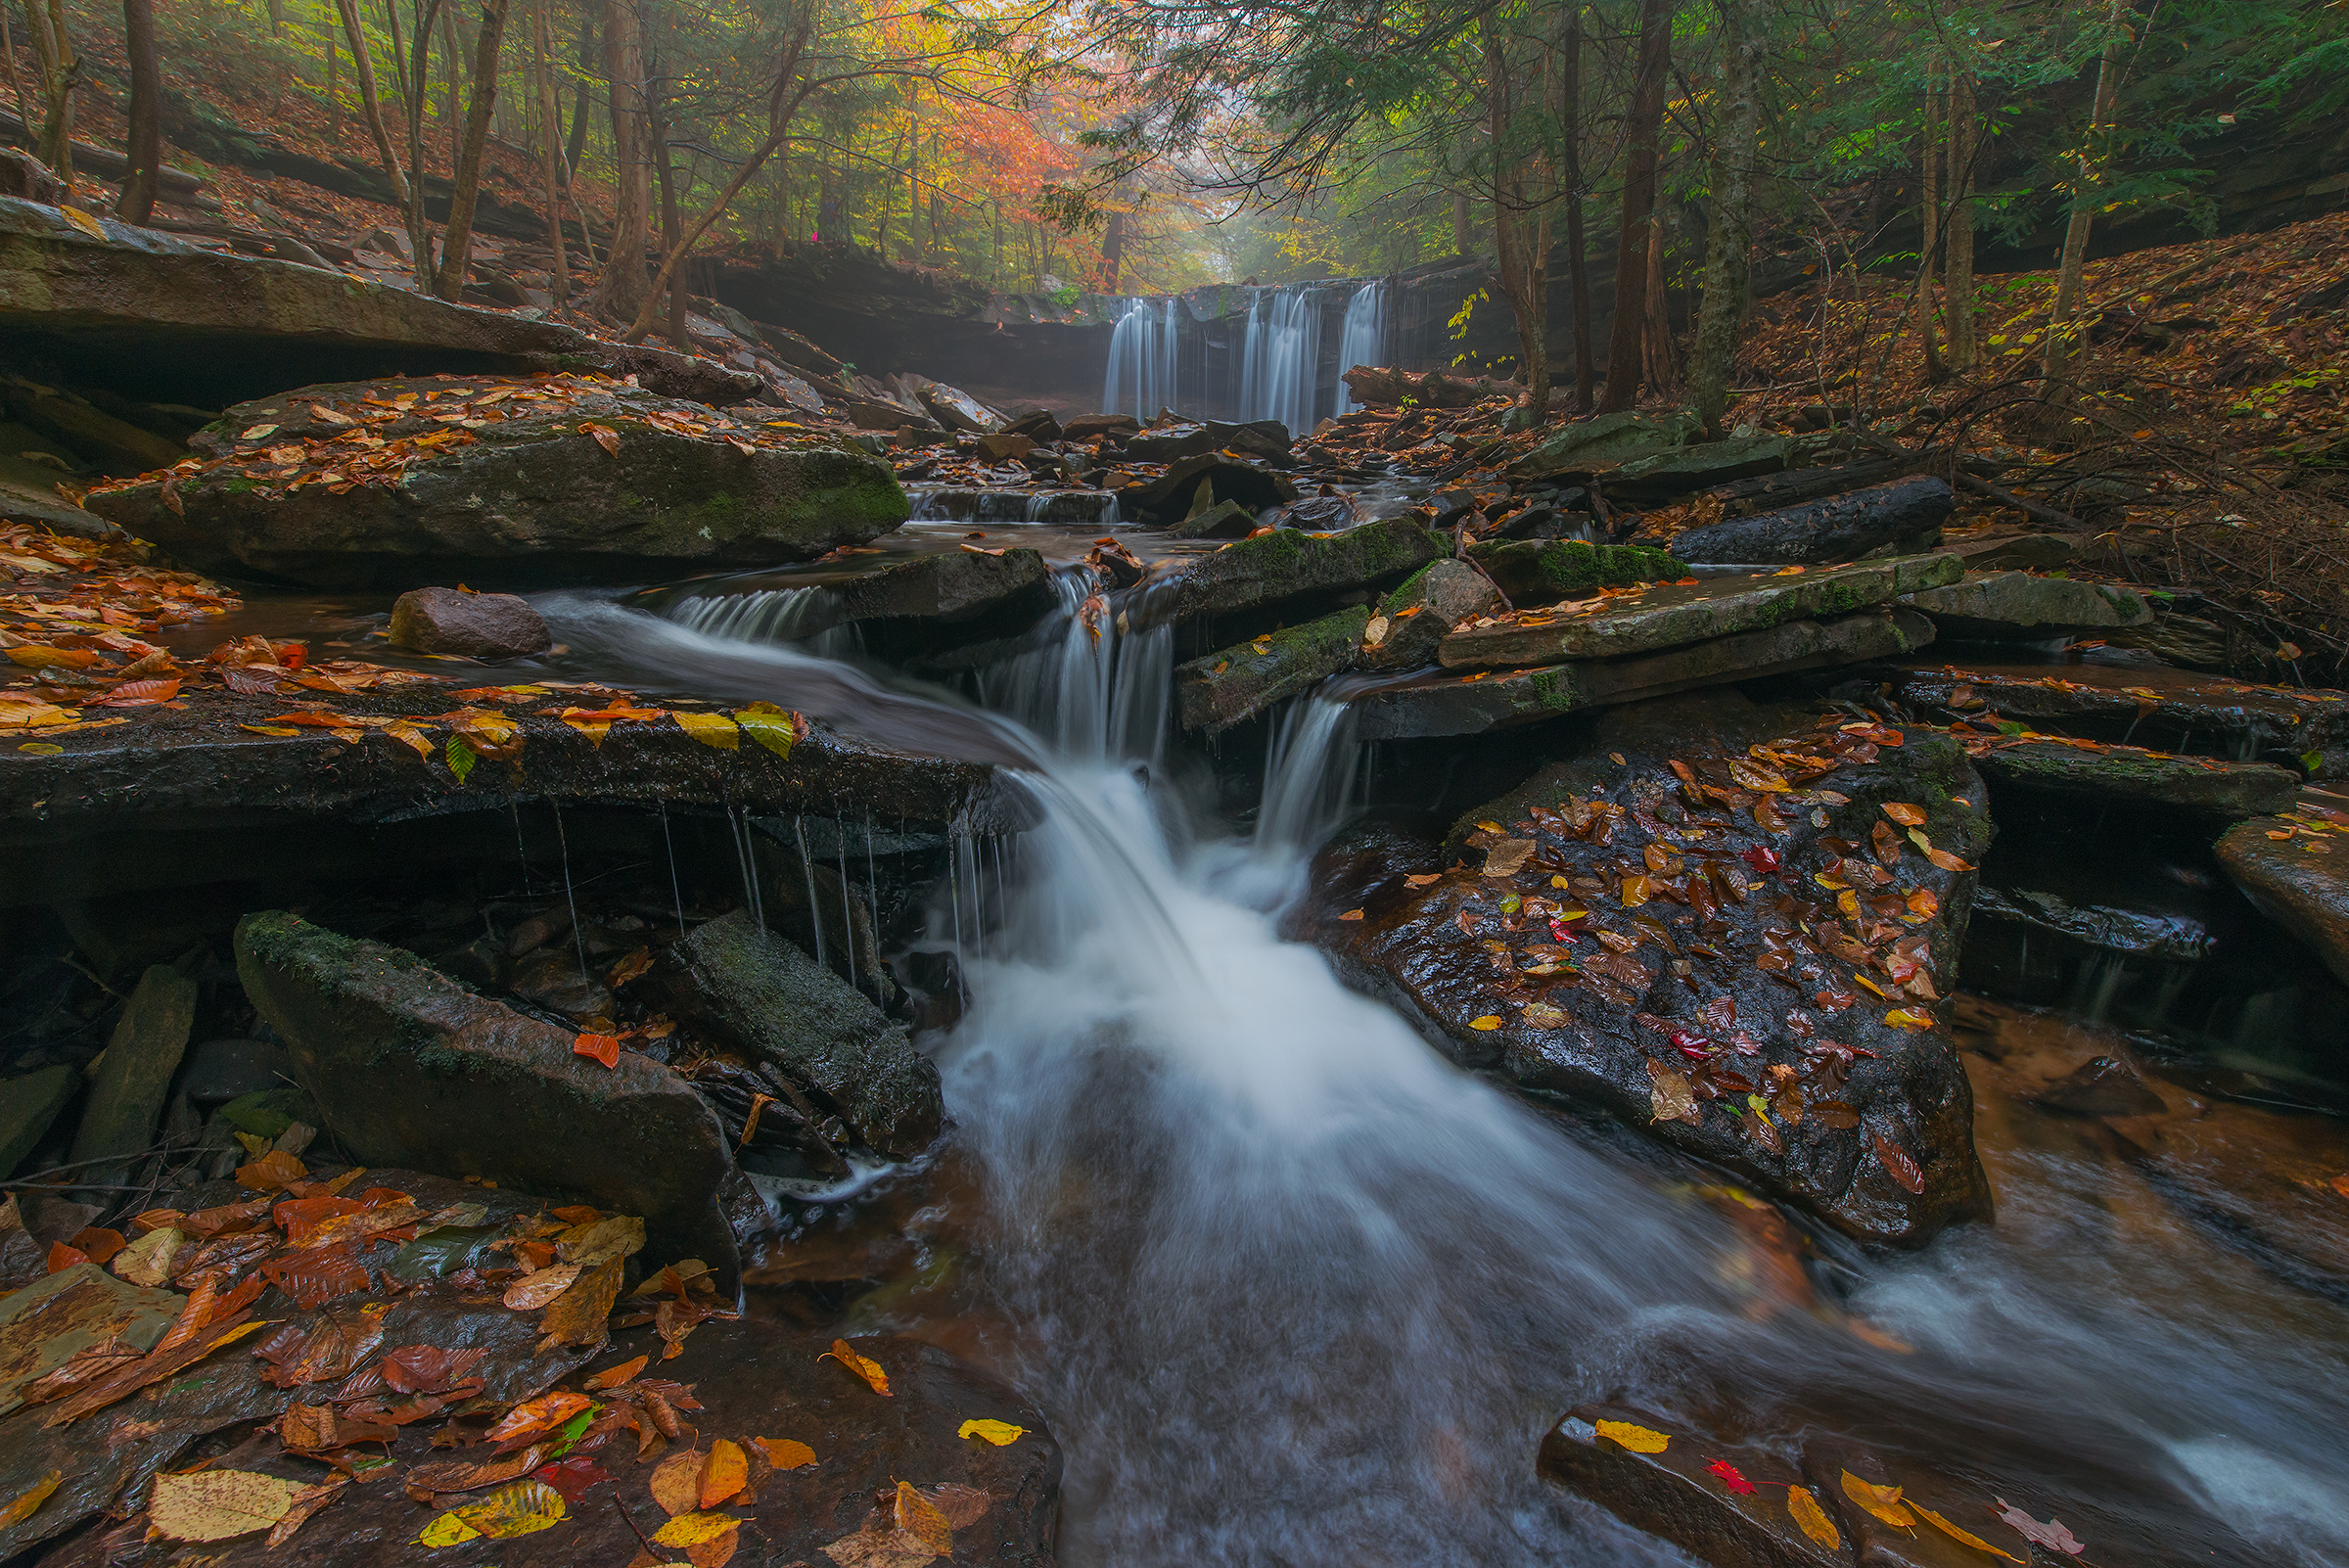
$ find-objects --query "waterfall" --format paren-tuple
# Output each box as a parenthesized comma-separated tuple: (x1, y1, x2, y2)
(1103, 297, 1181, 420)
(1254, 691, 1360, 861)
(1236, 284, 1326, 437)
(663, 584, 861, 658)
(1332, 280, 1388, 416)
(530, 589, 2349, 1568)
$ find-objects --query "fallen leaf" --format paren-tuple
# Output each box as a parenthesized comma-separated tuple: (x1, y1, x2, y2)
(420, 1478, 568, 1545)
(656, 1511, 745, 1547)
(110, 1225, 184, 1285)
(1993, 1499, 2085, 1555)
(1338, 907, 1365, 921)
(700, 1439, 749, 1508)
(958, 1419, 1025, 1446)
(504, 1263, 583, 1310)
(756, 1437, 817, 1469)
(1882, 803, 1927, 825)
(1707, 1459, 1756, 1496)
(1841, 1470, 1915, 1528)
(574, 1033, 621, 1069)
(581, 422, 622, 455)
(1646, 1063, 1702, 1127)
(735, 701, 805, 760)
(485, 1391, 592, 1446)
(897, 1481, 954, 1555)
(1787, 1486, 1842, 1549)
(0, 1471, 60, 1527)
(264, 1475, 349, 1549)
(650, 1447, 705, 1515)
(586, 1354, 651, 1390)
(1871, 1134, 1928, 1194)
(237, 1150, 308, 1190)
(1468, 1015, 1503, 1031)
(673, 710, 740, 749)
(557, 1215, 646, 1267)
(381, 1345, 489, 1394)
(539, 1256, 626, 1352)
(530, 1455, 612, 1505)
(1916, 1502, 2026, 1561)
(1594, 1419, 1672, 1453)
(820, 1338, 890, 1396)
(1484, 839, 1535, 877)
(150, 1469, 306, 1542)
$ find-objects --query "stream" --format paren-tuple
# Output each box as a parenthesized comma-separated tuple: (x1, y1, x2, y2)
(530, 585, 2349, 1568)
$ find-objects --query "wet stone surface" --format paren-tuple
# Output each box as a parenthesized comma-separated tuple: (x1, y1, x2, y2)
(1300, 691, 1997, 1246)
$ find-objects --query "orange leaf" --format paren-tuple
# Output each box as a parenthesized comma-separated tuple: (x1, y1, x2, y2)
(699, 1440, 748, 1509)
(44, 1241, 85, 1273)
(584, 1355, 649, 1390)
(753, 1437, 814, 1471)
(236, 1149, 308, 1191)
(818, 1339, 890, 1396)
(484, 1391, 591, 1446)
(575, 1034, 621, 1069)
(896, 1481, 953, 1555)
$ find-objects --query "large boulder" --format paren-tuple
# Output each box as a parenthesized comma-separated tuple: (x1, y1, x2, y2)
(1975, 738, 2299, 817)
(1303, 691, 1997, 1246)
(386, 585, 553, 658)
(1136, 514, 1445, 629)
(1670, 477, 1956, 566)
(1174, 605, 1371, 733)
(2216, 815, 2349, 987)
(85, 375, 907, 588)
(655, 909, 944, 1158)
(1509, 410, 1702, 479)
(1123, 452, 1300, 522)
(1360, 559, 1505, 671)
(233, 910, 742, 1283)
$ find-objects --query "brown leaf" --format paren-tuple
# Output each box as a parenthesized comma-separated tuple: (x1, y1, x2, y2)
(584, 1354, 650, 1390)
(263, 1475, 349, 1550)
(381, 1345, 489, 1395)
(255, 1303, 390, 1387)
(402, 1445, 547, 1502)
(649, 1447, 704, 1516)
(1872, 1133, 1927, 1195)
(278, 1403, 397, 1452)
(484, 1390, 592, 1446)
(538, 1256, 625, 1354)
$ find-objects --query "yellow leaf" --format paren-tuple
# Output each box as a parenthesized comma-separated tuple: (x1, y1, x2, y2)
(755, 1437, 817, 1469)
(896, 1481, 953, 1555)
(654, 1511, 746, 1547)
(1884, 1008, 1935, 1030)
(820, 1338, 890, 1396)
(1840, 1470, 1916, 1528)
(958, 1420, 1025, 1446)
(450, 1479, 566, 1540)
(1787, 1486, 1842, 1549)
(1468, 1015, 1503, 1031)
(562, 715, 612, 746)
(701, 1440, 749, 1508)
(1592, 1419, 1670, 1453)
(0, 1471, 60, 1527)
(674, 711, 740, 750)
(1915, 1502, 2028, 1560)
(417, 1511, 482, 1547)
(736, 702, 803, 760)
(150, 1469, 305, 1542)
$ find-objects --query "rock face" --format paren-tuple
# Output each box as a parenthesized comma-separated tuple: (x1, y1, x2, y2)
(1671, 477, 1957, 566)
(1976, 739, 2300, 816)
(1354, 608, 1936, 741)
(233, 910, 742, 1282)
(1305, 692, 1997, 1246)
(86, 376, 907, 588)
(1174, 606, 1372, 733)
(0, 1065, 75, 1176)
(386, 585, 553, 658)
(67, 964, 197, 1176)
(0, 196, 758, 408)
(1902, 569, 2151, 640)
(1467, 538, 1687, 602)
(656, 910, 944, 1158)
(1360, 560, 1504, 670)
(1439, 553, 1962, 670)
(2216, 817, 2349, 987)
(1124, 453, 1300, 522)
(1510, 410, 1702, 479)
(1137, 515, 1445, 629)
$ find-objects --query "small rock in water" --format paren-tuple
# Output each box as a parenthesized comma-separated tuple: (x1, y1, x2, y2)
(2035, 1055, 2168, 1118)
(388, 584, 553, 658)
(975, 432, 1038, 463)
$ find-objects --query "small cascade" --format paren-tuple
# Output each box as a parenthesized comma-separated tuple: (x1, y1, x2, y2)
(1103, 297, 1181, 419)
(1237, 285, 1326, 437)
(968, 566, 1173, 767)
(908, 488, 1121, 527)
(1331, 281, 1388, 416)
(1254, 691, 1361, 862)
(665, 584, 861, 659)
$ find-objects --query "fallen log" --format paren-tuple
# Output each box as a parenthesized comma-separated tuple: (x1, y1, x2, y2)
(1669, 476, 1956, 566)
(0, 108, 207, 199)
(1698, 451, 1931, 518)
(1340, 364, 1520, 409)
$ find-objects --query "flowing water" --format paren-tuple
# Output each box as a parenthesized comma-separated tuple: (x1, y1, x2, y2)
(536, 585, 2349, 1568)
(1333, 280, 1389, 417)
(1105, 298, 1183, 421)
(1238, 284, 1328, 438)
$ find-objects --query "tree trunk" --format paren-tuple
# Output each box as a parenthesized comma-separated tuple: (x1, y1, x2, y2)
(587, 0, 653, 322)
(26, 0, 76, 189)
(530, 0, 568, 304)
(433, 0, 510, 300)
(1947, 72, 1978, 370)
(648, 88, 687, 346)
(327, 24, 341, 142)
(2044, 0, 2129, 395)
(1688, 0, 1763, 437)
(115, 0, 161, 222)
(1598, 0, 1671, 413)
(1451, 189, 1471, 257)
(1482, 18, 1549, 419)
(334, 0, 410, 218)
(389, 0, 446, 289)
(1916, 71, 1946, 382)
(1559, 8, 1593, 414)
(565, 13, 595, 176)
(1101, 208, 1127, 293)
(1641, 208, 1677, 394)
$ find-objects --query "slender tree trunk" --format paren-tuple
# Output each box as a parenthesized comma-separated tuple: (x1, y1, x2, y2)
(115, 0, 162, 222)
(2044, 0, 2129, 395)
(530, 0, 568, 304)
(1101, 208, 1127, 293)
(565, 13, 595, 175)
(1947, 72, 1978, 370)
(327, 24, 342, 142)
(390, 0, 445, 288)
(433, 0, 510, 300)
(1688, 0, 1762, 437)
(1451, 189, 1470, 257)
(1598, 0, 1671, 412)
(1560, 7, 1593, 414)
(587, 0, 652, 321)
(26, 0, 75, 188)
(336, 0, 411, 212)
(1916, 70, 1946, 381)
(1, 7, 29, 154)
(648, 88, 687, 345)
(1482, 18, 1549, 418)
(1641, 208, 1677, 393)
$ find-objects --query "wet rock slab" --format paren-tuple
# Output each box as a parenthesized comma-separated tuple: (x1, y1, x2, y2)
(32, 1315, 1058, 1568)
(1670, 476, 1956, 568)
(1304, 692, 1997, 1246)
(1354, 609, 1935, 741)
(86, 376, 908, 588)
(1135, 515, 1445, 629)
(235, 910, 742, 1281)
(1174, 605, 1371, 733)
(1438, 554, 1962, 670)
(1972, 737, 2299, 817)
(1901, 570, 2151, 641)
(1888, 660, 2349, 768)
(1465, 537, 1686, 601)
(2215, 813, 2349, 986)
